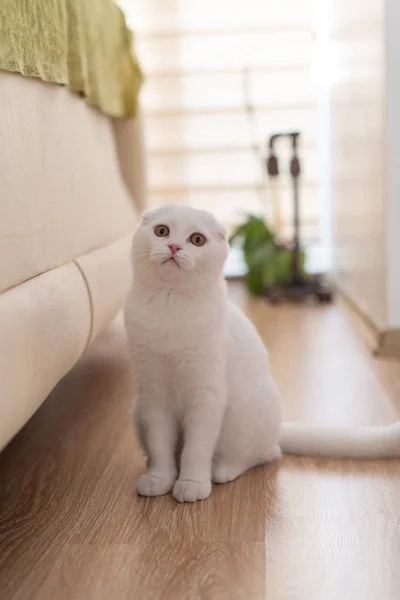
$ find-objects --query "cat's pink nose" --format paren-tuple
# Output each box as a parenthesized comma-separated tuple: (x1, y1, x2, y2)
(168, 244, 182, 255)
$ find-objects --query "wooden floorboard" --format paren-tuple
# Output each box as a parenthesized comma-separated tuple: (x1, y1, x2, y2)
(1, 284, 400, 599)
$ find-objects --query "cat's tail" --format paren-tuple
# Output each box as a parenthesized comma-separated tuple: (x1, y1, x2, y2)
(279, 420, 400, 459)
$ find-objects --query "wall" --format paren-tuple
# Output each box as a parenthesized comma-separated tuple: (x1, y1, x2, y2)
(329, 0, 387, 329)
(385, 0, 400, 328)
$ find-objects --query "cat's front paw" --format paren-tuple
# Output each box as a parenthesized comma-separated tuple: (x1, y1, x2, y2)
(136, 471, 176, 497)
(173, 478, 212, 503)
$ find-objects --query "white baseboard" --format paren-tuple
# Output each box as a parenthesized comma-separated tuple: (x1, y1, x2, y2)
(330, 275, 400, 358)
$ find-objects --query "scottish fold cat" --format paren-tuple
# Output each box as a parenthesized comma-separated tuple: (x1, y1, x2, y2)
(124, 205, 400, 502)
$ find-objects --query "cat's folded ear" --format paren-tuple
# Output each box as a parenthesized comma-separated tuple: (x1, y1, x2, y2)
(216, 224, 228, 241)
(141, 205, 175, 224)
(141, 208, 159, 224)
(205, 210, 227, 241)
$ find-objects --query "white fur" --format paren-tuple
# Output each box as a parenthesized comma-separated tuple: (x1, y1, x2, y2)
(124, 206, 400, 503)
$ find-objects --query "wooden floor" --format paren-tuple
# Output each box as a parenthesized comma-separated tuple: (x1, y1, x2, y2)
(1, 285, 400, 600)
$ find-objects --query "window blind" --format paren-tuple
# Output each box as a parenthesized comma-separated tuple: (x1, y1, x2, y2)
(119, 0, 322, 247)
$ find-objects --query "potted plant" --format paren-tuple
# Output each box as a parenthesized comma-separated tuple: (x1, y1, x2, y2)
(229, 214, 306, 296)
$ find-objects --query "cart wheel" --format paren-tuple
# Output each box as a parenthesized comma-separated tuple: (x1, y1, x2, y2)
(265, 287, 283, 304)
(316, 290, 333, 303)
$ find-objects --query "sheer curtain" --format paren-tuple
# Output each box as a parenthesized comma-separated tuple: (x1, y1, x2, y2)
(119, 0, 327, 267)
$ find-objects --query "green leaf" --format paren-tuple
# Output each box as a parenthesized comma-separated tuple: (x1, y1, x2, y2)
(230, 213, 308, 292)
(245, 242, 275, 295)
(262, 258, 277, 287)
(246, 264, 264, 295)
(229, 214, 275, 252)
(273, 249, 294, 285)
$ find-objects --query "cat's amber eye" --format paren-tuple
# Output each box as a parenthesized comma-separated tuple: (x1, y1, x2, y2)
(190, 232, 206, 247)
(154, 224, 170, 237)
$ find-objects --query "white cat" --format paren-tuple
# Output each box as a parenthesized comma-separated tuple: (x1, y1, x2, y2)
(124, 205, 400, 503)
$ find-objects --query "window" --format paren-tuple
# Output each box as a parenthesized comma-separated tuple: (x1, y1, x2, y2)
(120, 0, 329, 271)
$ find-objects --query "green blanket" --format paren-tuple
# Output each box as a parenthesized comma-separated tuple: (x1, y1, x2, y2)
(0, 0, 143, 118)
